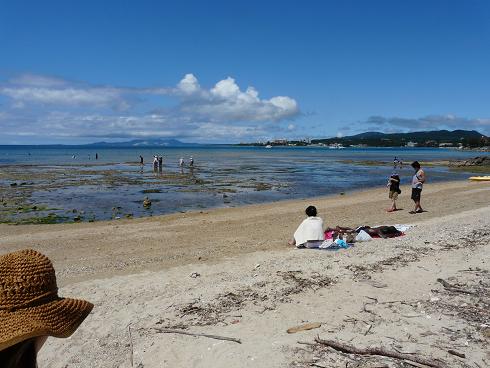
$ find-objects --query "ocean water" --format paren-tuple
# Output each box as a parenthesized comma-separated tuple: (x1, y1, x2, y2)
(0, 145, 487, 222)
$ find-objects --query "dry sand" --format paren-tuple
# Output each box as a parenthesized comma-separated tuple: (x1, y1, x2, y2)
(1, 180, 489, 367)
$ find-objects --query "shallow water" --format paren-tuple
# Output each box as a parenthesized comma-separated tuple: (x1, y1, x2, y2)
(0, 145, 487, 222)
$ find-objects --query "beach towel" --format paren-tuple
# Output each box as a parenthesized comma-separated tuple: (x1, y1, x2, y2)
(393, 224, 412, 232)
(294, 216, 324, 247)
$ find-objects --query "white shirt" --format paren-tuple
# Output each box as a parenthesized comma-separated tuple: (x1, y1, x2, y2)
(293, 216, 324, 246)
(412, 169, 424, 189)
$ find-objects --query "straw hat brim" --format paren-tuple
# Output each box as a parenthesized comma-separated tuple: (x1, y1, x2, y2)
(0, 297, 93, 351)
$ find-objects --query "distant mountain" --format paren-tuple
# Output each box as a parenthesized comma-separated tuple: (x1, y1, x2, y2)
(311, 130, 488, 147)
(86, 138, 199, 147)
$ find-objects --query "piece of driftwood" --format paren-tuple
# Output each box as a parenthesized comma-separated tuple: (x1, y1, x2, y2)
(127, 325, 134, 368)
(363, 324, 373, 336)
(153, 328, 242, 344)
(447, 349, 466, 358)
(287, 322, 322, 334)
(314, 337, 445, 368)
(403, 360, 429, 368)
(436, 278, 475, 295)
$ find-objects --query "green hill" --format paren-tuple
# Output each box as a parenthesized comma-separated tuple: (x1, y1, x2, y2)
(311, 130, 488, 147)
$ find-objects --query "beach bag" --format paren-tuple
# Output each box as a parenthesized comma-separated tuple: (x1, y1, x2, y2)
(355, 230, 372, 242)
(334, 238, 349, 248)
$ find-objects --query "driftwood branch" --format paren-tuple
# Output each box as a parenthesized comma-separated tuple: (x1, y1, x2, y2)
(153, 328, 242, 344)
(314, 337, 445, 368)
(436, 278, 475, 295)
(447, 349, 465, 358)
(127, 324, 134, 368)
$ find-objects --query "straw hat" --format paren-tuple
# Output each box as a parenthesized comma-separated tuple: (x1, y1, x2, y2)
(0, 249, 93, 351)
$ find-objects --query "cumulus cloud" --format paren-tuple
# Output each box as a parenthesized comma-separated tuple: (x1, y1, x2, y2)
(177, 73, 201, 95)
(173, 74, 298, 123)
(0, 73, 300, 142)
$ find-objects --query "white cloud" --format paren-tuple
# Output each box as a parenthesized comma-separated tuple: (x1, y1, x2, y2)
(0, 73, 300, 142)
(174, 74, 298, 123)
(177, 73, 201, 95)
(211, 77, 240, 98)
(0, 86, 124, 107)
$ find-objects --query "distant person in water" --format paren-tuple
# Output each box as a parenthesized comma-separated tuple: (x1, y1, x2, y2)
(140, 155, 144, 165)
(158, 156, 163, 172)
(153, 156, 158, 172)
(95, 153, 98, 160)
(410, 161, 425, 214)
(179, 157, 184, 167)
(393, 156, 403, 170)
(289, 205, 324, 248)
(387, 172, 401, 212)
(189, 156, 194, 167)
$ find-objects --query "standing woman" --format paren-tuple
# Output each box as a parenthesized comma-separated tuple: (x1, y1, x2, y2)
(410, 161, 426, 214)
(0, 249, 93, 367)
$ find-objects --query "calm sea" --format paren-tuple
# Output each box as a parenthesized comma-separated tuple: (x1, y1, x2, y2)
(0, 145, 487, 221)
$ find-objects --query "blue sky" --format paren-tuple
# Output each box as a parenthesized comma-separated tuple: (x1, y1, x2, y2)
(1, 0, 489, 144)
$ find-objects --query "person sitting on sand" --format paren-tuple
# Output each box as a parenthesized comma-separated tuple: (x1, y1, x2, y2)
(387, 172, 401, 212)
(289, 205, 325, 248)
(410, 161, 425, 214)
(0, 249, 93, 368)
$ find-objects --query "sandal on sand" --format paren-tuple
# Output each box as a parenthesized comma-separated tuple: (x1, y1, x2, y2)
(416, 209, 424, 213)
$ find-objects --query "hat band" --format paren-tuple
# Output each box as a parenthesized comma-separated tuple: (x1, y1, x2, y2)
(0, 289, 59, 312)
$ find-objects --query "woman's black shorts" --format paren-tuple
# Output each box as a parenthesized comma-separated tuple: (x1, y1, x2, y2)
(411, 188, 422, 201)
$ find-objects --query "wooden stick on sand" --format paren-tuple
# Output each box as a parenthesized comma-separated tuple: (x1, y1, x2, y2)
(153, 328, 242, 344)
(127, 324, 134, 368)
(314, 337, 446, 368)
(436, 278, 476, 295)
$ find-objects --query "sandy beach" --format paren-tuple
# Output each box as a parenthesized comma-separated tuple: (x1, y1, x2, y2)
(1, 180, 489, 367)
